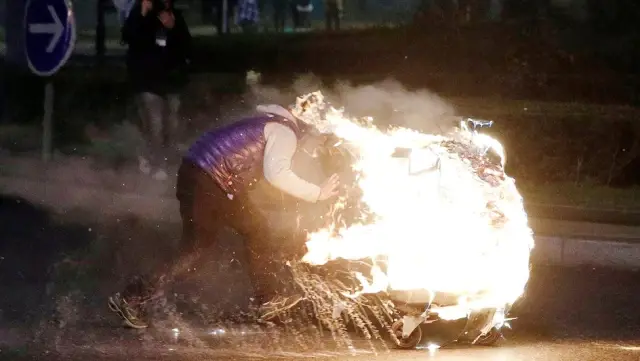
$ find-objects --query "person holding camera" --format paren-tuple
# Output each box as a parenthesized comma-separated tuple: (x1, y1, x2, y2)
(122, 0, 192, 180)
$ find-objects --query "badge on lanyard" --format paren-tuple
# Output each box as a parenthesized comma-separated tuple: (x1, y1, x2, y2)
(156, 29, 167, 47)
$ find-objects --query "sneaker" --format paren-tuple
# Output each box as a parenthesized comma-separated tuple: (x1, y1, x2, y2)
(152, 169, 168, 181)
(108, 293, 149, 329)
(258, 294, 305, 322)
(138, 156, 152, 175)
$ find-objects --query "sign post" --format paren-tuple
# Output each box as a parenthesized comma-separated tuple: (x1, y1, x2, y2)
(24, 0, 76, 162)
(222, 0, 228, 34)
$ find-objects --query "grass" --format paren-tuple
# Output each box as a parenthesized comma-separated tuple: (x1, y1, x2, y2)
(0, 22, 399, 45)
(520, 182, 640, 211)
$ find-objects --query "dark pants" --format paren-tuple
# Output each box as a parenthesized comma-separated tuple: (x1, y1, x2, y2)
(325, 3, 340, 31)
(135, 92, 181, 169)
(457, 0, 491, 23)
(290, 2, 300, 28)
(297, 10, 311, 28)
(240, 19, 258, 33)
(273, 1, 287, 32)
(212, 0, 238, 34)
(123, 160, 288, 305)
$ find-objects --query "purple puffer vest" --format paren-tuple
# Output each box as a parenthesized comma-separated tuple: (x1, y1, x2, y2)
(185, 115, 307, 195)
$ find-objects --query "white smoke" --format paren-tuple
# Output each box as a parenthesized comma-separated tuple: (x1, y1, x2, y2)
(246, 72, 457, 134)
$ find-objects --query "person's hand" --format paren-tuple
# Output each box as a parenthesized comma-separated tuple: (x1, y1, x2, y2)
(141, 0, 153, 16)
(158, 11, 175, 29)
(317, 173, 340, 201)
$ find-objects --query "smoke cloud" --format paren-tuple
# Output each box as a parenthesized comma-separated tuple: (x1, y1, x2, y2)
(246, 73, 457, 134)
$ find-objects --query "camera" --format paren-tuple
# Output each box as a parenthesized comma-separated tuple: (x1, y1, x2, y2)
(150, 0, 169, 13)
(154, 0, 168, 10)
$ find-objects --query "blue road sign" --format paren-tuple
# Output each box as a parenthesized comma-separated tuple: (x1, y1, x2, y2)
(24, 0, 76, 77)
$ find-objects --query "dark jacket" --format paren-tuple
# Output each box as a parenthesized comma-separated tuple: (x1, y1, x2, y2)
(185, 115, 309, 196)
(122, 1, 192, 95)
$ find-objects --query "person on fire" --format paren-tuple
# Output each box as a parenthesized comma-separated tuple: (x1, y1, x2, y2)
(108, 94, 340, 329)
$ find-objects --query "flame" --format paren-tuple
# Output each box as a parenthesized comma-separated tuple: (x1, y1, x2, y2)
(297, 91, 534, 320)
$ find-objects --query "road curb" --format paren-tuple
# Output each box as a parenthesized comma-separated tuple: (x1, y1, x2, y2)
(525, 203, 640, 226)
(532, 236, 640, 269)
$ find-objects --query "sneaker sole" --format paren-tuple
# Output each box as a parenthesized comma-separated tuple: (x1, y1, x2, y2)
(108, 297, 149, 329)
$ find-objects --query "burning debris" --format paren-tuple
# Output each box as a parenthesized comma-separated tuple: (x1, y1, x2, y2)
(271, 91, 534, 349)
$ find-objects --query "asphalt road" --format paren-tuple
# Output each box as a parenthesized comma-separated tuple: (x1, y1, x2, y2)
(2, 330, 640, 361)
(1, 195, 640, 360)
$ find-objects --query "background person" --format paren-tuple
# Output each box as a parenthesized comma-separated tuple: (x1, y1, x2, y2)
(272, 0, 289, 32)
(295, 0, 314, 30)
(121, 0, 192, 180)
(237, 0, 261, 33)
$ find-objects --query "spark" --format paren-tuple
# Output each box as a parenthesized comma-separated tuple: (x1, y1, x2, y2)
(295, 91, 533, 315)
(208, 328, 226, 336)
(417, 343, 441, 356)
(276, 91, 534, 349)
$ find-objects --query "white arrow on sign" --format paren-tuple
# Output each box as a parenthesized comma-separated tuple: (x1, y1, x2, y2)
(28, 5, 63, 53)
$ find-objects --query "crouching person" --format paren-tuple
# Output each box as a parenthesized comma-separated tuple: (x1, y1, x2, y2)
(108, 100, 340, 329)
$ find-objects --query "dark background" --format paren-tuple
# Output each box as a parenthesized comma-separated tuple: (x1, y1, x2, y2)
(1, 0, 640, 187)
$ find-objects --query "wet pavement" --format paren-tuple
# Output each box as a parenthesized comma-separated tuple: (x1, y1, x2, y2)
(2, 332, 640, 361)
(1, 194, 640, 360)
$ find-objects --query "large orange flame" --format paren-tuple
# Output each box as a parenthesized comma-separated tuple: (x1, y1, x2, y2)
(295, 91, 534, 320)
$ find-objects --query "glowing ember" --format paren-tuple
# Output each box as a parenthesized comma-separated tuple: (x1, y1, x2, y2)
(419, 343, 441, 355)
(294, 91, 534, 320)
